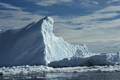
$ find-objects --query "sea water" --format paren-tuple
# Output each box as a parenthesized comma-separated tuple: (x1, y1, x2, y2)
(0, 72, 120, 80)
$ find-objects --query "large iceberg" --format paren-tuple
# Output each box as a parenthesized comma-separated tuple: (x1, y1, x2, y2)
(0, 16, 119, 67)
(0, 16, 90, 66)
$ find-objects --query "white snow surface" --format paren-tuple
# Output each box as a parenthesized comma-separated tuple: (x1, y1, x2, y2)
(0, 16, 90, 66)
(0, 65, 120, 75)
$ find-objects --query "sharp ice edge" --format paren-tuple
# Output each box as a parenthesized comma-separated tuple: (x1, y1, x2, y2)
(0, 65, 120, 75)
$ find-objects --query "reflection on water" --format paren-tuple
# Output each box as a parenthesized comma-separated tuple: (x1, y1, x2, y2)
(0, 72, 120, 80)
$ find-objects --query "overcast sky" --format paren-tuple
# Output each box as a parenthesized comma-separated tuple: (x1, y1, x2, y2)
(0, 0, 120, 53)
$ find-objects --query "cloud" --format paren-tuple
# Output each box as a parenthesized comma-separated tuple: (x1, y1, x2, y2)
(52, 5, 120, 53)
(0, 2, 22, 10)
(36, 0, 57, 6)
(0, 2, 47, 29)
(107, 0, 120, 4)
(27, 0, 73, 6)
(78, 0, 99, 7)
(92, 1, 99, 4)
(85, 40, 120, 53)
(0, 1, 120, 53)
(0, 9, 44, 29)
(97, 5, 120, 13)
(53, 5, 120, 30)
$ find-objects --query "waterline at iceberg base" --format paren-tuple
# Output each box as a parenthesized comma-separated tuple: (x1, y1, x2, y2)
(0, 16, 120, 74)
(0, 65, 120, 76)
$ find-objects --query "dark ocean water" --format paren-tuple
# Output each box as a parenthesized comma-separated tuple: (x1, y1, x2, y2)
(0, 72, 120, 80)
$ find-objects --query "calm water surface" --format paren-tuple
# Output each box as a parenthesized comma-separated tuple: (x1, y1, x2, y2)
(0, 72, 120, 80)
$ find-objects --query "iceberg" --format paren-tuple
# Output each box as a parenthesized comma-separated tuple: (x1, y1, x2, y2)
(49, 53, 120, 67)
(0, 16, 90, 66)
(0, 16, 119, 67)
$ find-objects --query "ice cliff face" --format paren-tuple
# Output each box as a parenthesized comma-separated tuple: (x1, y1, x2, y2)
(0, 16, 90, 66)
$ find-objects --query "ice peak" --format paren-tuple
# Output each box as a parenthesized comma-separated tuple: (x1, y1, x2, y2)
(42, 16, 54, 33)
(43, 16, 54, 26)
